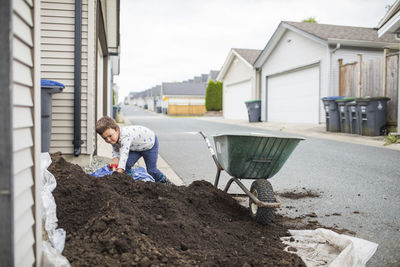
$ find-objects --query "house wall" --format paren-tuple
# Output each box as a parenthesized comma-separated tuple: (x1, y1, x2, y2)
(329, 47, 384, 96)
(260, 30, 328, 122)
(41, 0, 90, 154)
(223, 55, 257, 99)
(12, 0, 41, 265)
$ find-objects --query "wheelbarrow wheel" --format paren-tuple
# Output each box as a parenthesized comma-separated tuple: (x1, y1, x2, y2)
(249, 180, 275, 225)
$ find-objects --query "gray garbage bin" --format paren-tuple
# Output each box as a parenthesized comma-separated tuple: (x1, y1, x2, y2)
(356, 97, 390, 136)
(156, 106, 162, 113)
(322, 96, 344, 132)
(245, 100, 261, 122)
(335, 97, 356, 133)
(346, 101, 360, 134)
(41, 79, 65, 152)
(112, 105, 118, 119)
(162, 107, 168, 114)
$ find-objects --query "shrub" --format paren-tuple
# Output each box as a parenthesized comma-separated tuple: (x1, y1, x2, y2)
(205, 80, 222, 111)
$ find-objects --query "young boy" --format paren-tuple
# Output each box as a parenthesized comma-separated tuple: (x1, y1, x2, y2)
(95, 116, 172, 184)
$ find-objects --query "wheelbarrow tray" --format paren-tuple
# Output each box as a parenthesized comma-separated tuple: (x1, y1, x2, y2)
(213, 133, 304, 179)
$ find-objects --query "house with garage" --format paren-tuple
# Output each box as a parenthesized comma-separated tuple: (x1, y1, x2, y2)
(378, 0, 400, 131)
(217, 48, 262, 120)
(254, 21, 398, 124)
(0, 0, 120, 266)
(161, 81, 208, 115)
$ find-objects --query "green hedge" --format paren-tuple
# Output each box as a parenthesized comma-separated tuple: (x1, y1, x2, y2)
(205, 80, 222, 111)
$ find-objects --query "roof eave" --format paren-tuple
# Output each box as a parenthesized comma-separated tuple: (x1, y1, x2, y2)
(327, 38, 399, 49)
(377, 0, 400, 29)
(216, 49, 235, 81)
(378, 10, 400, 37)
(217, 49, 255, 81)
(254, 22, 327, 68)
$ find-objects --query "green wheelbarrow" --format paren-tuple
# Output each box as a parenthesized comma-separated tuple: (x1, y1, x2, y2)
(199, 132, 304, 225)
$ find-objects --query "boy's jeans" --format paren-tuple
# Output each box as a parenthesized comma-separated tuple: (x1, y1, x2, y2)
(125, 136, 167, 182)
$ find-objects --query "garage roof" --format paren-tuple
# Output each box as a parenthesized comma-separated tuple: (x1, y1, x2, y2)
(285, 21, 397, 43)
(254, 21, 399, 68)
(217, 48, 262, 81)
(233, 48, 262, 65)
(162, 82, 207, 96)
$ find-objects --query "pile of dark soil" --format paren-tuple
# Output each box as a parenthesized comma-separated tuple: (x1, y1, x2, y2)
(49, 153, 306, 266)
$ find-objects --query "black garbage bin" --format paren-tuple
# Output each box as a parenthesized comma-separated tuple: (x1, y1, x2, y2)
(156, 106, 162, 113)
(356, 97, 390, 136)
(335, 97, 356, 133)
(346, 101, 360, 134)
(112, 105, 118, 119)
(162, 107, 168, 114)
(41, 79, 65, 152)
(322, 96, 344, 132)
(245, 100, 261, 122)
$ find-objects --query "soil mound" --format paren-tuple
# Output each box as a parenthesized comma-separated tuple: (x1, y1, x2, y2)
(49, 153, 305, 266)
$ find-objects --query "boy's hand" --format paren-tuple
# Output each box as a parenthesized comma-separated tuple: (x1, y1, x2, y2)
(109, 163, 118, 171)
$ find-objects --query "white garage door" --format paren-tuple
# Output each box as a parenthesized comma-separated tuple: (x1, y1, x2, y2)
(224, 80, 252, 120)
(267, 65, 319, 123)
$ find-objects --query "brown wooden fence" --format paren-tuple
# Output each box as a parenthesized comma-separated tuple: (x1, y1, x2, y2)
(339, 52, 398, 126)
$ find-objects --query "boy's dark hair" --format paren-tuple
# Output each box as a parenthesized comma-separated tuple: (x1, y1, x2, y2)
(96, 116, 119, 134)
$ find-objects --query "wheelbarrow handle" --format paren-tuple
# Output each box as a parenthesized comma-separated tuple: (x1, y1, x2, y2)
(199, 131, 223, 170)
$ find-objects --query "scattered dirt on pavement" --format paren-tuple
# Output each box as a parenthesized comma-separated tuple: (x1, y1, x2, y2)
(277, 189, 320, 199)
(49, 153, 307, 266)
(305, 212, 318, 218)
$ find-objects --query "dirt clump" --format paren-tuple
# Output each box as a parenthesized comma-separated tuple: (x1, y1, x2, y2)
(49, 153, 305, 266)
(277, 189, 320, 199)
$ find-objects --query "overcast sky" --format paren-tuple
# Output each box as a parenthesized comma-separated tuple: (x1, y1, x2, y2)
(116, 0, 395, 101)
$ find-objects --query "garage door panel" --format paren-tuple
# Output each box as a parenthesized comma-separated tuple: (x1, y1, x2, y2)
(224, 80, 252, 120)
(267, 66, 319, 123)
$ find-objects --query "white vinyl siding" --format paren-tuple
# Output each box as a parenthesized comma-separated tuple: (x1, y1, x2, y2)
(222, 55, 257, 120)
(260, 30, 328, 123)
(12, 0, 36, 265)
(41, 0, 89, 154)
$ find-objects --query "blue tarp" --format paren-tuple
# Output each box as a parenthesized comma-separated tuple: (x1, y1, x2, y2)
(90, 166, 155, 182)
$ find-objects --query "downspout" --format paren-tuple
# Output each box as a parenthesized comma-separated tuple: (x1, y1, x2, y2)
(396, 34, 400, 133)
(73, 0, 83, 156)
(329, 43, 341, 95)
(0, 0, 14, 265)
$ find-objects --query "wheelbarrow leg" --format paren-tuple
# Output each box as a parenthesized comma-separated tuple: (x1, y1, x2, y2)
(224, 178, 281, 209)
(214, 168, 222, 187)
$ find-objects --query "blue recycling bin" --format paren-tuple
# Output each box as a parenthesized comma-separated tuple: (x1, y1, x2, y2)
(41, 79, 65, 152)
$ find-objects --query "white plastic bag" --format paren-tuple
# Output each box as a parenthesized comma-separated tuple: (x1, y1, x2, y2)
(41, 153, 70, 266)
(281, 228, 378, 267)
(42, 241, 70, 267)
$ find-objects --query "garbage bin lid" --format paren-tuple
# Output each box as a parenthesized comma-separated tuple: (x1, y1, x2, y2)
(356, 96, 390, 102)
(335, 97, 357, 102)
(322, 96, 345, 101)
(245, 100, 261, 104)
(41, 79, 65, 89)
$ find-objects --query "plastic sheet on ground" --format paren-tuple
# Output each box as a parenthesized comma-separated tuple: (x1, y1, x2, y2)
(281, 228, 378, 267)
(41, 153, 70, 267)
(90, 165, 155, 182)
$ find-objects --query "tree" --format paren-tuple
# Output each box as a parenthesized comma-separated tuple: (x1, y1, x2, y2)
(205, 80, 222, 111)
(302, 17, 317, 23)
